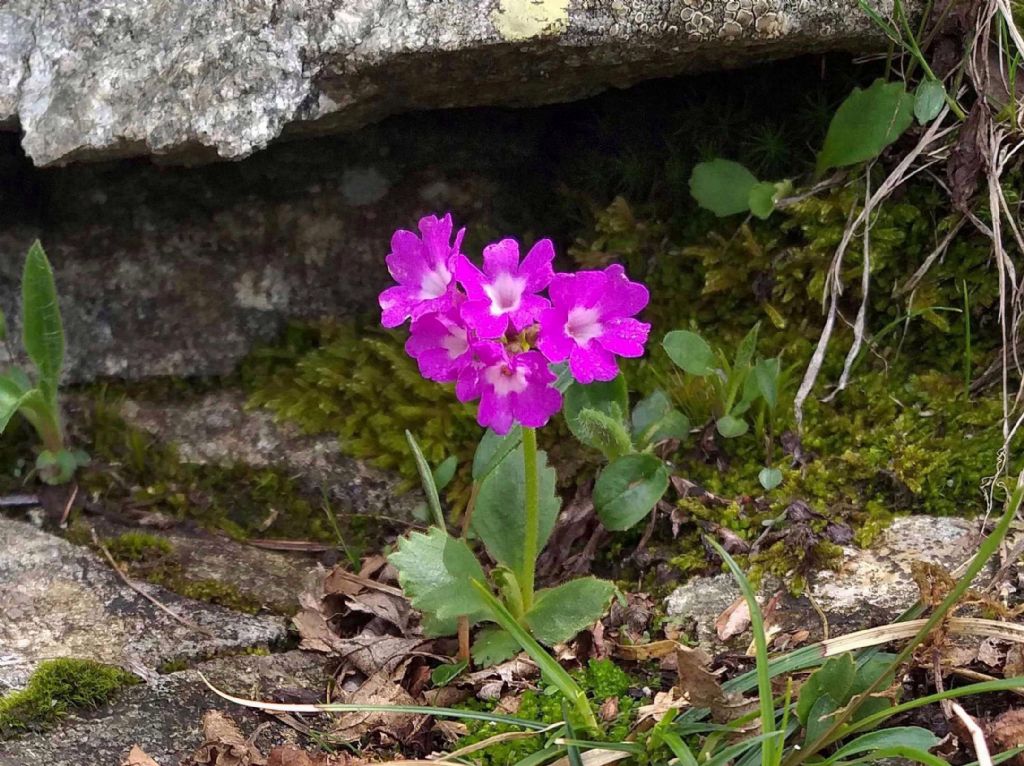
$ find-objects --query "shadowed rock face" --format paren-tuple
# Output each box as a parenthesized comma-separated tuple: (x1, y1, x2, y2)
(0, 0, 893, 167)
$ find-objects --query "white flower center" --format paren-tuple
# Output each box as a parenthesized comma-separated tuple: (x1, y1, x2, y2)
(565, 306, 603, 345)
(484, 362, 528, 396)
(419, 264, 452, 300)
(441, 324, 469, 360)
(484, 273, 525, 316)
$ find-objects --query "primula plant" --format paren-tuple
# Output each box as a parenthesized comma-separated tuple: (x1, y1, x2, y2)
(380, 213, 654, 729)
(0, 242, 84, 485)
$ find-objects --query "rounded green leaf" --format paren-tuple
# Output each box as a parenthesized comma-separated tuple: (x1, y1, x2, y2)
(388, 527, 489, 625)
(632, 390, 690, 448)
(816, 79, 914, 174)
(525, 577, 617, 645)
(748, 181, 778, 220)
(594, 453, 670, 531)
(758, 466, 783, 491)
(914, 79, 946, 125)
(716, 415, 748, 438)
(663, 330, 715, 376)
(689, 159, 758, 216)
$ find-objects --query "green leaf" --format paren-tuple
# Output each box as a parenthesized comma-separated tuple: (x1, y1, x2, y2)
(431, 660, 468, 687)
(473, 427, 522, 482)
(388, 528, 489, 626)
(733, 322, 760, 371)
(573, 408, 634, 460)
(631, 390, 690, 448)
(524, 577, 617, 645)
(753, 358, 781, 410)
(758, 467, 783, 491)
(472, 626, 522, 666)
(21, 241, 65, 396)
(472, 444, 560, 573)
(914, 79, 946, 125)
(0, 376, 41, 434)
(663, 330, 716, 376)
(564, 376, 629, 450)
(689, 159, 758, 217)
(594, 453, 670, 531)
(798, 653, 856, 725)
(817, 79, 914, 174)
(827, 727, 940, 764)
(36, 448, 77, 485)
(716, 415, 748, 438)
(405, 430, 446, 529)
(747, 181, 778, 220)
(432, 455, 458, 492)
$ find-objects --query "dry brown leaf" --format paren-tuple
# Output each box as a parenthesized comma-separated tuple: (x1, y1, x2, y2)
(1006, 645, 1024, 677)
(978, 638, 1005, 668)
(676, 645, 756, 723)
(636, 689, 689, 725)
(599, 696, 620, 722)
(267, 744, 356, 766)
(613, 639, 678, 661)
(773, 629, 810, 652)
(122, 746, 161, 766)
(715, 596, 751, 641)
(189, 710, 266, 766)
(988, 709, 1024, 766)
(328, 672, 421, 744)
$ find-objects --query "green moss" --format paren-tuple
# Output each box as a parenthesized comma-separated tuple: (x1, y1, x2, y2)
(103, 532, 173, 562)
(174, 578, 263, 615)
(0, 658, 137, 738)
(157, 659, 189, 674)
(242, 321, 481, 512)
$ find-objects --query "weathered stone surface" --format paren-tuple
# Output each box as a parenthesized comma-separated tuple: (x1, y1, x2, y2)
(117, 388, 420, 519)
(0, 516, 287, 691)
(0, 650, 329, 766)
(0, 0, 894, 167)
(665, 516, 988, 652)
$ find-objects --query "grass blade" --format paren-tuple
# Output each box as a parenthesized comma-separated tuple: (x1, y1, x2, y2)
(406, 429, 446, 528)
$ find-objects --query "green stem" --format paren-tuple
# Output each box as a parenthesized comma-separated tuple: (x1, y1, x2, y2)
(470, 580, 600, 733)
(519, 427, 539, 613)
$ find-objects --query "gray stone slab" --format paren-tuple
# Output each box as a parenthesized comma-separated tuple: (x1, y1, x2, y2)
(0, 0, 899, 167)
(0, 516, 287, 691)
(0, 650, 329, 766)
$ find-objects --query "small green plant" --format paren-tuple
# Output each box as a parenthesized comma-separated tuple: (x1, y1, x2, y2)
(0, 658, 137, 737)
(0, 241, 85, 484)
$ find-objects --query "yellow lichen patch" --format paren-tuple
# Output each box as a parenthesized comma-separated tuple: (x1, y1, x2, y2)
(491, 0, 570, 42)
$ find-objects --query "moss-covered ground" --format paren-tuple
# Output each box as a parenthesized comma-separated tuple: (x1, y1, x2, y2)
(0, 659, 137, 737)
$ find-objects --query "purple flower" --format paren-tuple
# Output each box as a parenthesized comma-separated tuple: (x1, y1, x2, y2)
(455, 238, 555, 339)
(537, 264, 651, 384)
(405, 307, 474, 383)
(379, 213, 465, 328)
(456, 342, 562, 435)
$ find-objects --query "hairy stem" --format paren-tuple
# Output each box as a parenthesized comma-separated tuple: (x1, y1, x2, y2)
(519, 427, 539, 613)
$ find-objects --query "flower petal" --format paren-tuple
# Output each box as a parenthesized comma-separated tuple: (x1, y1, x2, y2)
(598, 317, 651, 358)
(379, 284, 422, 328)
(461, 300, 510, 339)
(519, 239, 555, 292)
(478, 388, 515, 435)
(536, 307, 574, 363)
(601, 264, 650, 318)
(509, 294, 550, 332)
(482, 238, 521, 278)
(455, 255, 488, 300)
(569, 343, 619, 383)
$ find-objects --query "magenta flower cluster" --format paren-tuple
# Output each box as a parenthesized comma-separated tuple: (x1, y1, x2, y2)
(379, 214, 651, 434)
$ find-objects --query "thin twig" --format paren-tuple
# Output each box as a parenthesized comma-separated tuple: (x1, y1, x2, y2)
(59, 483, 78, 527)
(90, 527, 216, 639)
(951, 702, 994, 766)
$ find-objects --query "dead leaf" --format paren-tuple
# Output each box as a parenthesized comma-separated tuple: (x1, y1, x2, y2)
(988, 709, 1024, 766)
(123, 746, 161, 766)
(715, 596, 751, 641)
(636, 689, 689, 726)
(599, 696, 619, 722)
(676, 646, 756, 723)
(1006, 645, 1024, 677)
(772, 629, 810, 652)
(267, 745, 355, 766)
(614, 639, 678, 661)
(978, 638, 1005, 668)
(948, 102, 986, 213)
(328, 673, 421, 745)
(189, 710, 266, 766)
